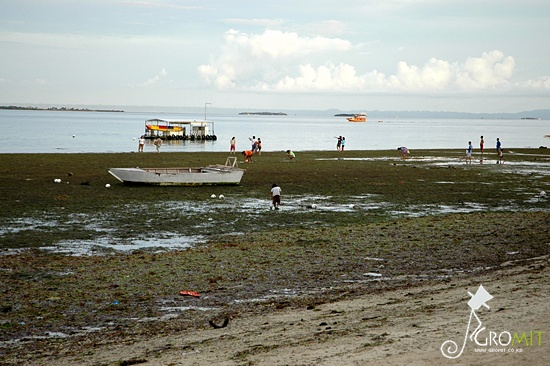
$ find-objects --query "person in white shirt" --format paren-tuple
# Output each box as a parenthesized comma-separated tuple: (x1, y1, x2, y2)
(138, 135, 145, 152)
(270, 183, 282, 210)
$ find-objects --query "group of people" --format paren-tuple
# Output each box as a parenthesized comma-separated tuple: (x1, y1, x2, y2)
(335, 136, 346, 152)
(137, 136, 162, 153)
(465, 136, 503, 164)
(239, 136, 262, 163)
(235, 136, 296, 163)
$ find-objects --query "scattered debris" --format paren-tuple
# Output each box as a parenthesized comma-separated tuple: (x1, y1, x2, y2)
(209, 317, 229, 329)
(180, 290, 200, 298)
(118, 358, 147, 366)
(363, 272, 382, 277)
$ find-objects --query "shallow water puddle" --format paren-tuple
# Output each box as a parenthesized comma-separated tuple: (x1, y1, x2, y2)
(39, 235, 204, 256)
(2, 184, 547, 255)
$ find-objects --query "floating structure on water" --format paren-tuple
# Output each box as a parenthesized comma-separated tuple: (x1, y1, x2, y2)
(347, 114, 367, 122)
(144, 118, 217, 141)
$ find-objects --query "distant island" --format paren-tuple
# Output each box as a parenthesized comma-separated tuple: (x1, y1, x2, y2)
(239, 112, 287, 116)
(0, 106, 124, 112)
(334, 113, 361, 117)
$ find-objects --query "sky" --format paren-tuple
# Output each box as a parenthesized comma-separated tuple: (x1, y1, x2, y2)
(1, 0, 549, 113)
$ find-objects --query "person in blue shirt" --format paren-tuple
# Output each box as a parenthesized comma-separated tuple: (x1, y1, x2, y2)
(496, 138, 502, 164)
(466, 141, 473, 164)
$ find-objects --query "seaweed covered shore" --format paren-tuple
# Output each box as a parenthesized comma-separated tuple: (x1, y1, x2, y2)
(1, 149, 549, 365)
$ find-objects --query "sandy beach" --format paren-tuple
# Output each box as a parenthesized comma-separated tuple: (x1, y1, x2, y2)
(21, 256, 548, 366)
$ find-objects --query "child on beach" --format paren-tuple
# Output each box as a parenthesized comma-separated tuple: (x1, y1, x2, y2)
(242, 150, 254, 163)
(270, 184, 281, 210)
(335, 136, 342, 151)
(154, 138, 162, 153)
(466, 141, 473, 164)
(138, 135, 145, 152)
(230, 137, 236, 154)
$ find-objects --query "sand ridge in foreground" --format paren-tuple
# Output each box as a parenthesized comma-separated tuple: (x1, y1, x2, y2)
(39, 256, 548, 366)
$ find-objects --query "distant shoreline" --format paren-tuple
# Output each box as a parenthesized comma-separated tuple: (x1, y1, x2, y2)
(0, 105, 124, 113)
(238, 112, 287, 116)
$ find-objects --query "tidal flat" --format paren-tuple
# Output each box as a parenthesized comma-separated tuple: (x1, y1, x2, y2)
(1, 149, 549, 364)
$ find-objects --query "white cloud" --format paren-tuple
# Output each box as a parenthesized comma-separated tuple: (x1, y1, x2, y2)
(137, 68, 168, 87)
(198, 29, 352, 90)
(522, 76, 550, 89)
(455, 51, 515, 90)
(198, 28, 543, 95)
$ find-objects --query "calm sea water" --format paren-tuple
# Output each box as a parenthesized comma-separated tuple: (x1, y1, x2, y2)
(0, 109, 548, 153)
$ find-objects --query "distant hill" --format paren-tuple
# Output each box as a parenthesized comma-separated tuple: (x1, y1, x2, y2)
(3, 103, 548, 119)
(328, 109, 550, 120)
(238, 112, 287, 116)
(0, 105, 124, 112)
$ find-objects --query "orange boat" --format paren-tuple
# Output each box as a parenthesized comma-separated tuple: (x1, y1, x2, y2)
(347, 114, 366, 122)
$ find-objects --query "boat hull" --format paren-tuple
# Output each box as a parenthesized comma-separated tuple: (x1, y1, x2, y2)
(347, 117, 366, 122)
(108, 167, 244, 186)
(346, 114, 367, 122)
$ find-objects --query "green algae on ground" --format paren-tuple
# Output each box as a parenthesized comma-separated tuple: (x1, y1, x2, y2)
(0, 149, 549, 363)
(1, 149, 549, 251)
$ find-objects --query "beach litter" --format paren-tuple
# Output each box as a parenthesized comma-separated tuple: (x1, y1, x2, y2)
(363, 272, 383, 277)
(180, 290, 200, 298)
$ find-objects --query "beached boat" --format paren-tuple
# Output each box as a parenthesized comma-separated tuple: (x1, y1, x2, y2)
(347, 114, 367, 122)
(108, 157, 244, 186)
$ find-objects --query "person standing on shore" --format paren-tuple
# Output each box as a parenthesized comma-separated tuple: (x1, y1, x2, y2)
(341, 137, 346, 152)
(230, 137, 236, 154)
(138, 135, 145, 152)
(154, 137, 162, 153)
(256, 138, 262, 155)
(479, 136, 484, 163)
(466, 141, 473, 164)
(249, 136, 258, 152)
(335, 136, 342, 151)
(270, 183, 282, 210)
(496, 138, 502, 164)
(480, 136, 484, 154)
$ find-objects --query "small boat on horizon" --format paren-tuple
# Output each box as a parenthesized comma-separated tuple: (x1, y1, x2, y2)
(347, 114, 367, 122)
(108, 157, 244, 186)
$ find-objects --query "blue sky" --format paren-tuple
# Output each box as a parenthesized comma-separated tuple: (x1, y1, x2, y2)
(1, 0, 549, 112)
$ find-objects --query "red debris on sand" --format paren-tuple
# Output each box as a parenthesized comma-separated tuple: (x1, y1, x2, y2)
(179, 290, 200, 298)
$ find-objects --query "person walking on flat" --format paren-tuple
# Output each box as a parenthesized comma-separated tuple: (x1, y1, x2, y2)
(270, 183, 281, 210)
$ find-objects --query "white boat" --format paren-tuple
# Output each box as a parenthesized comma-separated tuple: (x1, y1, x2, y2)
(108, 157, 244, 186)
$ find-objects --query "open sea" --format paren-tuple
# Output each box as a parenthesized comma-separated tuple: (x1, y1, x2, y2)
(0, 109, 548, 154)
